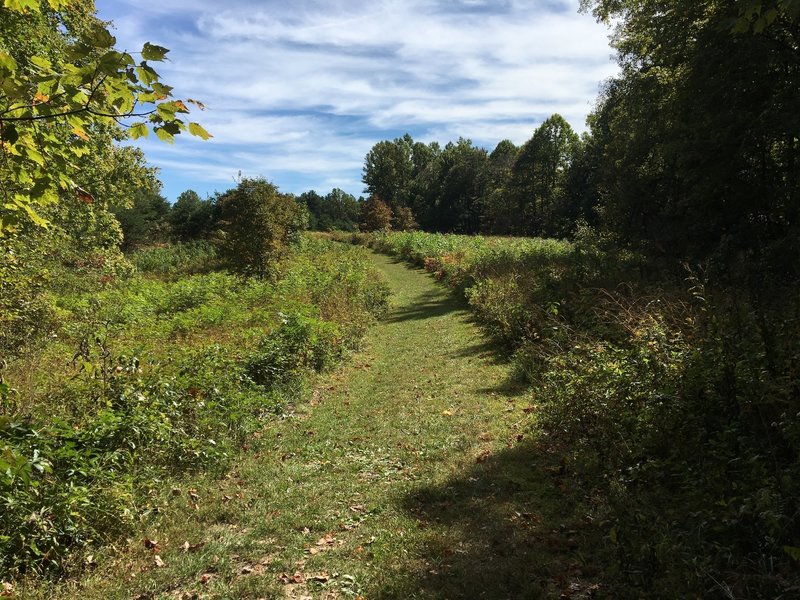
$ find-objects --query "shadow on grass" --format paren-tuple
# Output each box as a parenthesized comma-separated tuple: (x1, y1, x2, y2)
(387, 287, 469, 323)
(375, 441, 609, 600)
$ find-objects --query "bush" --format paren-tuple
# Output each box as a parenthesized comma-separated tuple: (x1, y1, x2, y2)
(353, 229, 800, 597)
(130, 240, 219, 276)
(215, 178, 309, 278)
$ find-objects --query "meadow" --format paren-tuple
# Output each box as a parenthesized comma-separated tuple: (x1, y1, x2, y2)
(1, 237, 388, 579)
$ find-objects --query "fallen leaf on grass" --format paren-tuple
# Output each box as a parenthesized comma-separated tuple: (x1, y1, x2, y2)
(143, 538, 160, 552)
(199, 573, 213, 586)
(278, 572, 305, 584)
(154, 555, 165, 568)
(476, 450, 492, 463)
(181, 541, 205, 553)
(316, 533, 336, 546)
(441, 410, 453, 416)
(2, 582, 14, 597)
(309, 572, 331, 583)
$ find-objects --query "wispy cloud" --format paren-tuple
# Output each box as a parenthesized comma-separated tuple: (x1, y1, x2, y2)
(96, 0, 616, 200)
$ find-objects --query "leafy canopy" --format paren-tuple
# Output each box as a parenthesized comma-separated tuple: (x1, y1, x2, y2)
(0, 0, 211, 234)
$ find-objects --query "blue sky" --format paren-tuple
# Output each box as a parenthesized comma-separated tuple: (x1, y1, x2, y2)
(94, 0, 618, 202)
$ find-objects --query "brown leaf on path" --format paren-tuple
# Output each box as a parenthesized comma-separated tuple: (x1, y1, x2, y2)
(278, 572, 305, 584)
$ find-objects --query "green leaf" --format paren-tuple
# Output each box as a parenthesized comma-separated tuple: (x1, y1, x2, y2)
(83, 24, 116, 48)
(3, 0, 40, 13)
(13, 195, 49, 227)
(0, 50, 18, 74)
(136, 63, 159, 85)
(22, 146, 45, 167)
(141, 42, 170, 61)
(154, 127, 174, 143)
(1, 124, 19, 145)
(189, 122, 213, 140)
(128, 122, 149, 140)
(30, 56, 52, 71)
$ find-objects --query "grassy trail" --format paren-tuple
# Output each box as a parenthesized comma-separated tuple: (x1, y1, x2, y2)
(56, 251, 590, 599)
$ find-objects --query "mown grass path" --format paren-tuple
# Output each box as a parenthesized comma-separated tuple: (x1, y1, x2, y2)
(57, 251, 591, 600)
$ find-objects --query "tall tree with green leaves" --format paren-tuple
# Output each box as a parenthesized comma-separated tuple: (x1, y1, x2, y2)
(169, 189, 216, 241)
(582, 0, 800, 270)
(362, 134, 415, 210)
(507, 114, 579, 235)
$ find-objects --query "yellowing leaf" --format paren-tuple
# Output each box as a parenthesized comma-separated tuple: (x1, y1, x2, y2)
(0, 50, 18, 73)
(154, 127, 174, 143)
(3, 0, 40, 14)
(128, 122, 148, 140)
(188, 122, 213, 140)
(72, 127, 89, 141)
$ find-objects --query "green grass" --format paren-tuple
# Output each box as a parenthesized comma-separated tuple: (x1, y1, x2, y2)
(20, 250, 600, 599)
(1, 237, 388, 583)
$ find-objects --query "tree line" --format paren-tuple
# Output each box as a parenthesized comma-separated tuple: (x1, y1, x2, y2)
(360, 0, 800, 288)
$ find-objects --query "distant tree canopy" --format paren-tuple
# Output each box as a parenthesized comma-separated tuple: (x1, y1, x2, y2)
(112, 187, 170, 249)
(169, 189, 217, 241)
(359, 0, 799, 281)
(360, 118, 581, 237)
(299, 188, 361, 231)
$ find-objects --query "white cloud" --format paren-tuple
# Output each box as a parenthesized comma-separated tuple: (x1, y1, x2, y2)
(95, 0, 617, 199)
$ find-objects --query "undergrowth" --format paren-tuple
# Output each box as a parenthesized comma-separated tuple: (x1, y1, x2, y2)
(339, 229, 800, 598)
(0, 236, 388, 579)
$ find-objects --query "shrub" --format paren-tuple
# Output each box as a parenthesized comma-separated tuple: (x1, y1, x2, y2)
(0, 235, 389, 578)
(215, 178, 309, 278)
